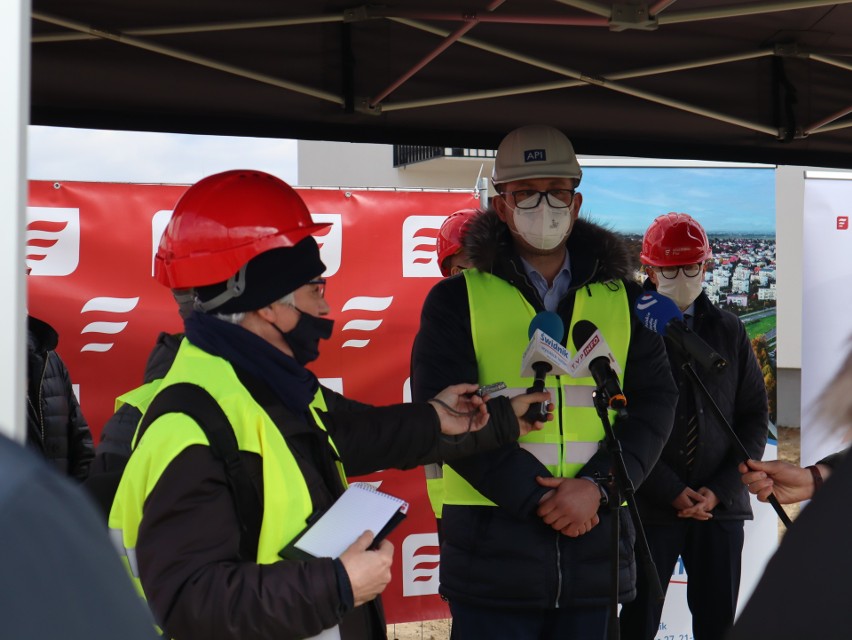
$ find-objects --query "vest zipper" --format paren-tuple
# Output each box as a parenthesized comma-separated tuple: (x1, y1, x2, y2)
(554, 532, 562, 607)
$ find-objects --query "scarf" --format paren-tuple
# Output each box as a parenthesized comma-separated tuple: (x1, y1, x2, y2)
(184, 312, 319, 415)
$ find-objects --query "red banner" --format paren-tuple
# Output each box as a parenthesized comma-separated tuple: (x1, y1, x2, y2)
(27, 180, 479, 623)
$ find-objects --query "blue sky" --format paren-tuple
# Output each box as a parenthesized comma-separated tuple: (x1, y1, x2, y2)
(579, 167, 776, 234)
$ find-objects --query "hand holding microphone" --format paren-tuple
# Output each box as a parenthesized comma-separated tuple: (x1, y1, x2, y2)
(634, 291, 727, 373)
(511, 390, 553, 435)
(520, 312, 571, 422)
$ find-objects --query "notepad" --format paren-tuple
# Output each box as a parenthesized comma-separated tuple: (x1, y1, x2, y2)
(283, 483, 408, 560)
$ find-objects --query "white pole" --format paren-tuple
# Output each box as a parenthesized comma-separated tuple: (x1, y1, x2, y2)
(479, 176, 490, 209)
(0, 0, 29, 442)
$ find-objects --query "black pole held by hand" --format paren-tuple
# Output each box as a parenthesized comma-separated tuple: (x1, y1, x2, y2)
(680, 362, 793, 528)
(591, 389, 662, 640)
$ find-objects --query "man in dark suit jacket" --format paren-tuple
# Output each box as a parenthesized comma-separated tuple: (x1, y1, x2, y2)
(619, 213, 768, 640)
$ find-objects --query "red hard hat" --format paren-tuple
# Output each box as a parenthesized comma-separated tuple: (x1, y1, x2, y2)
(155, 170, 329, 289)
(436, 208, 479, 276)
(640, 212, 711, 267)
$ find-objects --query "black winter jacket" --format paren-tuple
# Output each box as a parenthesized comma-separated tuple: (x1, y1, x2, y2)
(26, 315, 93, 480)
(635, 288, 768, 523)
(411, 212, 678, 609)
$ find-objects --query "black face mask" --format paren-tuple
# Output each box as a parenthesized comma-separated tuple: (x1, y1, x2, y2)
(272, 309, 334, 365)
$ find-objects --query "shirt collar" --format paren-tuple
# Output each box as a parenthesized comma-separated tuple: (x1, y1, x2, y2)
(519, 252, 572, 312)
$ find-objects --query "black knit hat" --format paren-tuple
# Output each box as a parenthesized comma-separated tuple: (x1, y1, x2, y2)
(195, 236, 326, 314)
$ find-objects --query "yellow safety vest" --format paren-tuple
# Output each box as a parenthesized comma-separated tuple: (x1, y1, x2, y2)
(115, 378, 165, 414)
(443, 270, 630, 506)
(108, 340, 340, 615)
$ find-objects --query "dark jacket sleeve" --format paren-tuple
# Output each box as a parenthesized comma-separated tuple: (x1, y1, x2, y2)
(58, 355, 94, 481)
(320, 386, 522, 476)
(818, 447, 849, 470)
(138, 446, 347, 640)
(91, 404, 142, 474)
(637, 456, 688, 507)
(438, 395, 521, 461)
(704, 317, 768, 508)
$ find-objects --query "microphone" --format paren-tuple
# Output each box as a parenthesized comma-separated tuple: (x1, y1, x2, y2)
(634, 291, 727, 374)
(520, 311, 569, 423)
(571, 320, 627, 410)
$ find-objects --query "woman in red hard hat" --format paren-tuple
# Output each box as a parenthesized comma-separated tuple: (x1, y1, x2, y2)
(437, 208, 481, 277)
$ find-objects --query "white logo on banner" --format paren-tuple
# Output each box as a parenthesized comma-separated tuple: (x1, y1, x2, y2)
(79, 297, 140, 352)
(401, 533, 441, 596)
(311, 213, 342, 277)
(26, 207, 81, 276)
(402, 216, 445, 278)
(151, 210, 173, 276)
(340, 296, 393, 348)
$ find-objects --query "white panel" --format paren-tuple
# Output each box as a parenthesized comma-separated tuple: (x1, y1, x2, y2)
(801, 176, 852, 466)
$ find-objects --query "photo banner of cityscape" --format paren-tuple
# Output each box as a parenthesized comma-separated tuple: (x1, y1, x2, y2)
(582, 167, 777, 425)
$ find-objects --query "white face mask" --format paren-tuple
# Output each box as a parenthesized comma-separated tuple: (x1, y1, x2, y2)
(511, 198, 573, 251)
(656, 271, 704, 310)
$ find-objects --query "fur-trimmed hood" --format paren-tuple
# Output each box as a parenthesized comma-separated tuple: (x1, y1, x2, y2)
(463, 209, 638, 285)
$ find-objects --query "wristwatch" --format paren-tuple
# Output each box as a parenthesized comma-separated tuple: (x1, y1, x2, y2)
(581, 476, 609, 506)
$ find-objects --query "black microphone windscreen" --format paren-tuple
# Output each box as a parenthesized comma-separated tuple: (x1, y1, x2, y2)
(572, 319, 597, 350)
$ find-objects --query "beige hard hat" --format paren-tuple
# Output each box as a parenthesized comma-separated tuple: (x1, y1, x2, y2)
(492, 125, 583, 186)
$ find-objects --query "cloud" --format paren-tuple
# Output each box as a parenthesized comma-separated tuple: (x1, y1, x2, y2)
(27, 126, 298, 185)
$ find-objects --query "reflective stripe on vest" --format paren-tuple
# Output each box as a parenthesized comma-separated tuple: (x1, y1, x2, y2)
(108, 340, 338, 627)
(424, 463, 445, 518)
(443, 270, 630, 507)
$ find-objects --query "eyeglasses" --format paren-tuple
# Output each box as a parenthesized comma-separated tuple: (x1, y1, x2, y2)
(652, 263, 704, 279)
(501, 189, 575, 210)
(307, 278, 326, 298)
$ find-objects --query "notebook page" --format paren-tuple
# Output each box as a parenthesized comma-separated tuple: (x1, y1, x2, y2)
(294, 483, 407, 558)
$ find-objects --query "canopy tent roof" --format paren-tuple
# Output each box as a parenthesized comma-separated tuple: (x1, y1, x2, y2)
(30, 0, 852, 168)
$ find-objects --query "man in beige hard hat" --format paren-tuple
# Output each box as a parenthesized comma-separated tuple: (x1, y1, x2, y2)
(411, 125, 678, 639)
